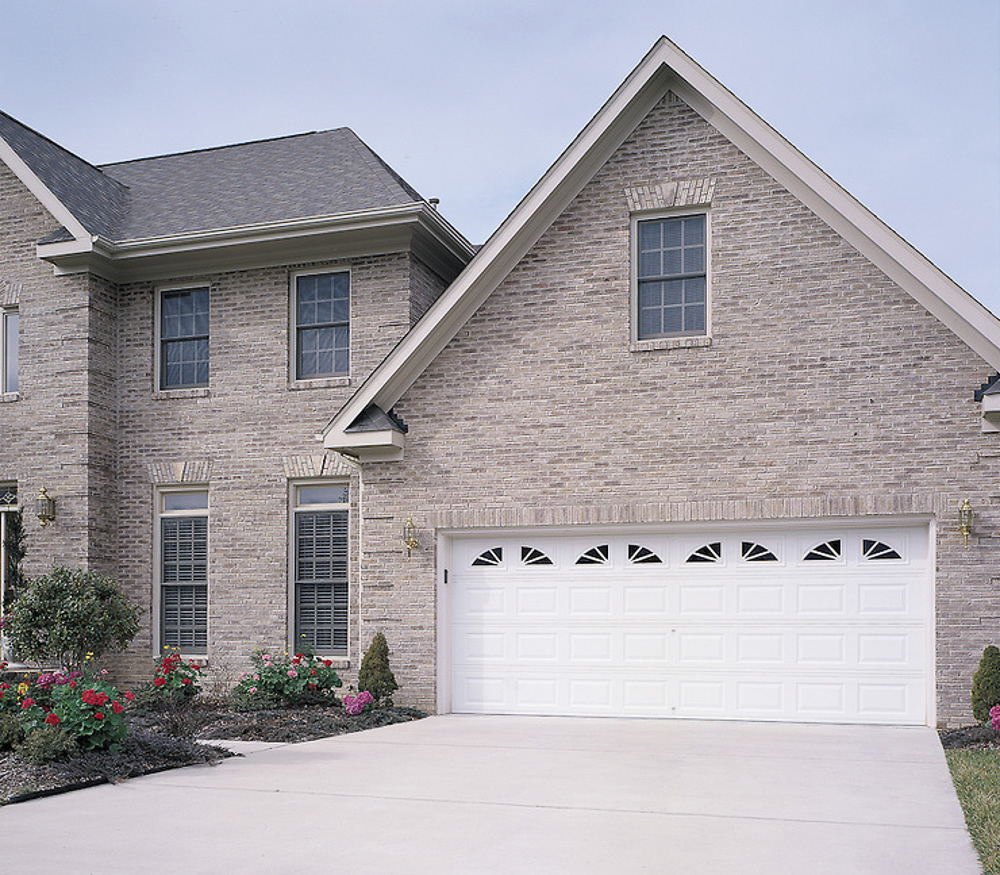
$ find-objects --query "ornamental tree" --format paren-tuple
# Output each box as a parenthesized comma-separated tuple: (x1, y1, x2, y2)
(0, 566, 141, 673)
(357, 632, 398, 705)
(972, 645, 1000, 723)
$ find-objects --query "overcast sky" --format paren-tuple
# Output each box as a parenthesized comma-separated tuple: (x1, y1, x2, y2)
(3, 1, 998, 312)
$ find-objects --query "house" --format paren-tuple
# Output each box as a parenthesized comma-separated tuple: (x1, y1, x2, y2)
(1, 37, 997, 727)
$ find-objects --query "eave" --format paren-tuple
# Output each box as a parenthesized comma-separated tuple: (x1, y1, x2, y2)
(36, 202, 475, 285)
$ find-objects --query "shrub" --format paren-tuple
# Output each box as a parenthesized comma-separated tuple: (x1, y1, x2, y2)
(0, 712, 23, 750)
(231, 648, 342, 710)
(48, 678, 132, 751)
(150, 652, 204, 700)
(357, 632, 398, 705)
(0, 566, 141, 673)
(972, 645, 1000, 723)
(17, 725, 78, 765)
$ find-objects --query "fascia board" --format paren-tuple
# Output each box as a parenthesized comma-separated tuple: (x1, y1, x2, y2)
(37, 203, 475, 284)
(0, 136, 90, 241)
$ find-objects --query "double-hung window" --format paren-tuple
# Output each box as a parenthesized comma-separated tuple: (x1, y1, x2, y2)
(2, 308, 18, 393)
(292, 484, 349, 653)
(636, 214, 707, 339)
(160, 287, 209, 389)
(294, 272, 349, 379)
(159, 490, 208, 654)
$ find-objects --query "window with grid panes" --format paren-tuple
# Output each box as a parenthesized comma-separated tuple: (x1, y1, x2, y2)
(293, 484, 349, 652)
(160, 287, 209, 389)
(159, 491, 208, 653)
(2, 308, 18, 394)
(295, 272, 349, 379)
(636, 215, 706, 338)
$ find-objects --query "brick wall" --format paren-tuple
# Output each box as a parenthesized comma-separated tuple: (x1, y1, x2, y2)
(353, 92, 1000, 725)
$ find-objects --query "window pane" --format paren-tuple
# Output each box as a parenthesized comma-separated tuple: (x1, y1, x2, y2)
(682, 215, 705, 245)
(298, 485, 349, 506)
(685, 304, 706, 332)
(4, 311, 18, 393)
(164, 492, 208, 512)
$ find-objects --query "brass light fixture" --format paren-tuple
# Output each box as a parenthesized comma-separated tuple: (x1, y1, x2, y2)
(403, 518, 418, 557)
(34, 487, 55, 527)
(959, 497, 974, 548)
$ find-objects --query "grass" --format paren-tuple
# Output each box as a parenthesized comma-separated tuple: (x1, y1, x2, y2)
(946, 748, 1000, 874)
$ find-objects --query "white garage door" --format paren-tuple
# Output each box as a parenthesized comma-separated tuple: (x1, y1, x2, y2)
(448, 525, 930, 724)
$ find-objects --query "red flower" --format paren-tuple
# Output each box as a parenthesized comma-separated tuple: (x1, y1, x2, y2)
(322, 660, 332, 668)
(95, 692, 109, 706)
(45, 713, 61, 726)
(153, 677, 167, 687)
(93, 712, 105, 720)
(181, 677, 191, 685)
(69, 680, 77, 689)
(123, 690, 135, 702)
(310, 669, 317, 676)
(21, 697, 34, 710)
(112, 701, 124, 714)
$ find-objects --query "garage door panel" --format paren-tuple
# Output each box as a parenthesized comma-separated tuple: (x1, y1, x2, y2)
(450, 526, 929, 725)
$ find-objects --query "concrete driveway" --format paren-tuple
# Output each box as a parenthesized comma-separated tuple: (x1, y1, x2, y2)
(1, 715, 980, 874)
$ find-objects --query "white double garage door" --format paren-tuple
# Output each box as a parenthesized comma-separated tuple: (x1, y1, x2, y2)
(446, 523, 931, 725)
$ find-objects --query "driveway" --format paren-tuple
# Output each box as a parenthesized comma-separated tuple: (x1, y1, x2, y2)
(1, 715, 980, 874)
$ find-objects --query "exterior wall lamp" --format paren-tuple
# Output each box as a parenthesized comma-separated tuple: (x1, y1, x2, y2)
(34, 487, 55, 528)
(403, 518, 418, 557)
(959, 498, 974, 548)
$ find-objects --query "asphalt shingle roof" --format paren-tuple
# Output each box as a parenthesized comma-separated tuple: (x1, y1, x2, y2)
(0, 113, 425, 244)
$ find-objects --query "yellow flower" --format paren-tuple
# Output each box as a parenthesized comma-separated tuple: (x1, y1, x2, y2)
(17, 682, 28, 696)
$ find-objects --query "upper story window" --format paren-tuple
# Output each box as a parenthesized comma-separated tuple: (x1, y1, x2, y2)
(636, 214, 707, 339)
(2, 308, 18, 394)
(295, 272, 350, 380)
(160, 287, 209, 389)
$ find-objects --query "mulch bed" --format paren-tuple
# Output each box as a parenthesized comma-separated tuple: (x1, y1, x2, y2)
(938, 724, 1000, 750)
(0, 701, 426, 805)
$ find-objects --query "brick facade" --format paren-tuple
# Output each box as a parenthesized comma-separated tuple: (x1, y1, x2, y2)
(356, 93, 1000, 725)
(2, 79, 996, 727)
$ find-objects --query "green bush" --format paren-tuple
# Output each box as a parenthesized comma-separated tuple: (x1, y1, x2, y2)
(17, 725, 78, 765)
(357, 632, 398, 705)
(49, 678, 131, 751)
(0, 713, 23, 750)
(972, 645, 1000, 723)
(231, 648, 342, 710)
(0, 566, 141, 673)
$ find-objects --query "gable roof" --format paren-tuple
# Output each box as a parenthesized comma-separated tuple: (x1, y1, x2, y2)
(322, 35, 1000, 459)
(0, 116, 473, 282)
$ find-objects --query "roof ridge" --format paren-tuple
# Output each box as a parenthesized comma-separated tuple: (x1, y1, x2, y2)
(99, 128, 353, 168)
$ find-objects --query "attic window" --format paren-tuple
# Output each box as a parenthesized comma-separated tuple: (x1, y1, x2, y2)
(635, 214, 707, 340)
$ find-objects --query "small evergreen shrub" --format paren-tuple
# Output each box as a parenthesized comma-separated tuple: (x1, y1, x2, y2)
(0, 712, 23, 750)
(357, 633, 398, 705)
(0, 566, 141, 673)
(17, 725, 78, 765)
(972, 645, 1000, 723)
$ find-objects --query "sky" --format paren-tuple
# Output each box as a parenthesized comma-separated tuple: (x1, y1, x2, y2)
(2, 0, 998, 311)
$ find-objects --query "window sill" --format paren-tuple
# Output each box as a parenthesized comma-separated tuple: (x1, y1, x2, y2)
(630, 335, 712, 352)
(289, 376, 351, 391)
(0, 391, 19, 403)
(155, 387, 211, 400)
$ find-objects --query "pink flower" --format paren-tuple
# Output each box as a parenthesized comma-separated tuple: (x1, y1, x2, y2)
(249, 687, 258, 694)
(287, 669, 297, 678)
(990, 704, 1000, 733)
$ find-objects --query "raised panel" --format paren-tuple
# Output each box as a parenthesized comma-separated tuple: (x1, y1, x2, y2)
(516, 587, 558, 615)
(858, 584, 908, 614)
(623, 585, 667, 614)
(797, 634, 846, 664)
(569, 587, 613, 615)
(465, 633, 506, 660)
(569, 634, 613, 660)
(737, 683, 783, 711)
(623, 680, 668, 708)
(736, 585, 783, 613)
(623, 633, 668, 661)
(463, 677, 505, 707)
(858, 634, 908, 665)
(678, 681, 724, 710)
(569, 679, 612, 707)
(797, 585, 845, 614)
(679, 633, 725, 662)
(516, 634, 558, 660)
(516, 679, 559, 707)
(737, 634, 784, 663)
(796, 683, 845, 713)
(858, 683, 908, 716)
(462, 587, 505, 615)
(678, 585, 724, 613)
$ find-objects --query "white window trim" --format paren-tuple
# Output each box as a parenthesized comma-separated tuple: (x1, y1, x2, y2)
(153, 486, 209, 657)
(289, 268, 352, 385)
(155, 284, 211, 392)
(288, 480, 351, 655)
(1, 307, 18, 397)
(0, 484, 17, 663)
(630, 209, 712, 348)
